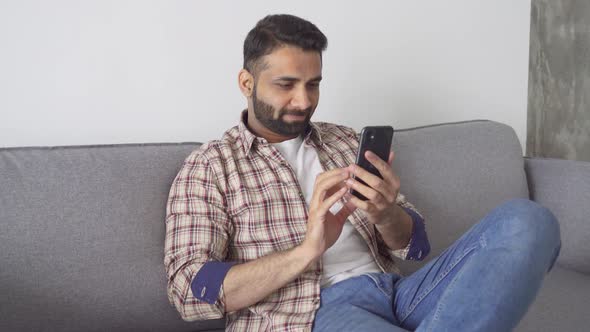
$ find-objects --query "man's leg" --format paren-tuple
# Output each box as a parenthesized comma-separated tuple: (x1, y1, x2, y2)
(312, 274, 408, 332)
(393, 198, 561, 332)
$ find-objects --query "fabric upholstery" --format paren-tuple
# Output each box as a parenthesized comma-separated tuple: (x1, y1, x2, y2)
(524, 157, 590, 274)
(391, 120, 530, 275)
(516, 266, 590, 332)
(0, 120, 586, 332)
(0, 143, 225, 331)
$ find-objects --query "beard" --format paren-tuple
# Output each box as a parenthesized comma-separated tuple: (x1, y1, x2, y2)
(252, 84, 313, 136)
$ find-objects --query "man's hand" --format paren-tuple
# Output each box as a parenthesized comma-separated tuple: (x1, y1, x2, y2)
(300, 168, 357, 262)
(344, 150, 404, 226)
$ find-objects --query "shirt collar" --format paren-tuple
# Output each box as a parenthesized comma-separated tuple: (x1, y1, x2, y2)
(238, 110, 324, 156)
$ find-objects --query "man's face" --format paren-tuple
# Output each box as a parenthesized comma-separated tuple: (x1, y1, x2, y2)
(251, 46, 322, 137)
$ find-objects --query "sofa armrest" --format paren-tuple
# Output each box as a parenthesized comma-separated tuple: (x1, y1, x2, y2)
(524, 157, 590, 275)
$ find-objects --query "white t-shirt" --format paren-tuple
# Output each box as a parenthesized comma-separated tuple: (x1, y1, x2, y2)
(272, 135, 381, 289)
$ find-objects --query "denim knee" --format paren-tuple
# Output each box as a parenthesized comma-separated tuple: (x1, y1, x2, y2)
(496, 198, 561, 263)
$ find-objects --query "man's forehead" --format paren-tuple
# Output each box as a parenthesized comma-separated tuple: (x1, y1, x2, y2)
(259, 46, 322, 79)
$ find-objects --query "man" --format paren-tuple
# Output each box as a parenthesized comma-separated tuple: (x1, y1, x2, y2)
(165, 14, 561, 331)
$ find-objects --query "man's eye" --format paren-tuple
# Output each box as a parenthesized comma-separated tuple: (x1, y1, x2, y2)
(277, 83, 292, 89)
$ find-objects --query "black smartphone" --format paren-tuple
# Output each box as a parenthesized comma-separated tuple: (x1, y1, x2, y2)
(350, 126, 394, 201)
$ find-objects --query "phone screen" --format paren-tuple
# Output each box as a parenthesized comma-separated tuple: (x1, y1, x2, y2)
(351, 126, 394, 201)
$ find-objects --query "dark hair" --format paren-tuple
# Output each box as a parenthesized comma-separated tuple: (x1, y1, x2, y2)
(243, 14, 328, 75)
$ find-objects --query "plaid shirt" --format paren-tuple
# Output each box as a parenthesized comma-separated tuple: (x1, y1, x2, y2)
(164, 111, 428, 331)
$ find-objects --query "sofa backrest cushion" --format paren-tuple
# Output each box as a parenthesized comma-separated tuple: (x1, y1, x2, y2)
(0, 143, 227, 332)
(392, 120, 530, 274)
(525, 157, 590, 274)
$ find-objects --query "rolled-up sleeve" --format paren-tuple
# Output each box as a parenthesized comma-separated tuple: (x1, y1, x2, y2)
(164, 149, 233, 321)
(191, 261, 237, 304)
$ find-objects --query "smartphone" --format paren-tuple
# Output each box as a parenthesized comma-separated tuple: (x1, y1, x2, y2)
(350, 126, 394, 201)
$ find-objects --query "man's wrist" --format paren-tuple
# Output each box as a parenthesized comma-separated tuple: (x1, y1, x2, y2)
(375, 205, 413, 249)
(375, 205, 405, 228)
(294, 243, 320, 271)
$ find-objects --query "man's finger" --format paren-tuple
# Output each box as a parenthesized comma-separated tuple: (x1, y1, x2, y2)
(350, 163, 396, 199)
(346, 177, 381, 202)
(365, 151, 396, 184)
(345, 194, 376, 214)
(318, 187, 348, 215)
(335, 198, 356, 220)
(310, 169, 349, 208)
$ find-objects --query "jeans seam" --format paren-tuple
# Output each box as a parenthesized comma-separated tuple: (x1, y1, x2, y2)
(365, 273, 392, 298)
(424, 260, 466, 332)
(398, 244, 479, 324)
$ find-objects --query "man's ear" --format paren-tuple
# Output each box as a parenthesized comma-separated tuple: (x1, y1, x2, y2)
(238, 69, 254, 97)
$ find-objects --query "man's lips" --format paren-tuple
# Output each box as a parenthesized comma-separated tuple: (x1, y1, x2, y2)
(282, 111, 308, 121)
(283, 113, 306, 121)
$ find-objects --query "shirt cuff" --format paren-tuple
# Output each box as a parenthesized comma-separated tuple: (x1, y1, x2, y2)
(191, 261, 237, 304)
(401, 206, 430, 261)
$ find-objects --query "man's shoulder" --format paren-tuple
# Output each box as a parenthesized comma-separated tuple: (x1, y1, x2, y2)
(313, 121, 359, 143)
(185, 125, 242, 165)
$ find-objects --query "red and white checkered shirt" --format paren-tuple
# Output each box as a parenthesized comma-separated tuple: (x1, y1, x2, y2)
(164, 111, 425, 331)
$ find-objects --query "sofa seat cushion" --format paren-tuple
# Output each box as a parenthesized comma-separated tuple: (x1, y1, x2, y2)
(516, 266, 590, 332)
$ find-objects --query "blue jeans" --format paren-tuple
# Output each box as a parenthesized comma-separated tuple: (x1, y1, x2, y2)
(312, 198, 561, 332)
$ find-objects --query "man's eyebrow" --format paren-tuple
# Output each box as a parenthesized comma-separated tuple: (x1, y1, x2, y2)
(273, 76, 323, 82)
(274, 77, 299, 82)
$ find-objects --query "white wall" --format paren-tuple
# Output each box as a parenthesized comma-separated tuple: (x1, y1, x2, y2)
(0, 1, 531, 151)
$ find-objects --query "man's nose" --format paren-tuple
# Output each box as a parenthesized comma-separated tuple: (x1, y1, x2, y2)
(291, 87, 312, 110)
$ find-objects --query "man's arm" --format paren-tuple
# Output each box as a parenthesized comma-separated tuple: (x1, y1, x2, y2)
(165, 149, 235, 321)
(222, 245, 315, 313)
(343, 148, 430, 261)
(221, 168, 353, 312)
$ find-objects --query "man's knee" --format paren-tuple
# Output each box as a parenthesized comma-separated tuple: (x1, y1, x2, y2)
(501, 198, 559, 235)
(496, 198, 561, 260)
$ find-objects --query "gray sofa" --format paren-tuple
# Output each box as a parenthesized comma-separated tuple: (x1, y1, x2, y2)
(1, 120, 588, 332)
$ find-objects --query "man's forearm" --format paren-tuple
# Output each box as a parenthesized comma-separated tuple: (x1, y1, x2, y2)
(375, 205, 413, 250)
(223, 245, 315, 313)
